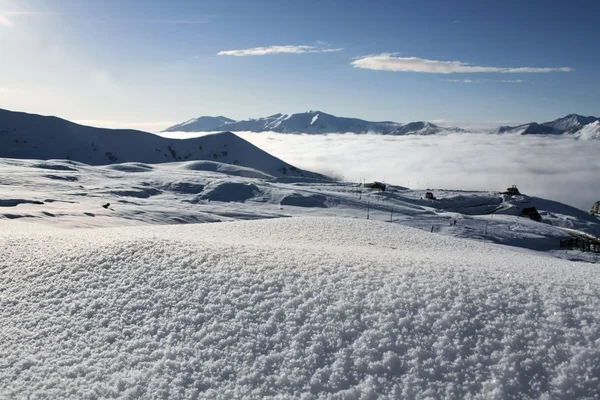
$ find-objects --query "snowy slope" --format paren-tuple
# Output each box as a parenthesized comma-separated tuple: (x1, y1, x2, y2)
(574, 120, 600, 140)
(2, 217, 600, 398)
(1, 157, 599, 261)
(162, 116, 235, 132)
(163, 111, 465, 135)
(0, 108, 324, 179)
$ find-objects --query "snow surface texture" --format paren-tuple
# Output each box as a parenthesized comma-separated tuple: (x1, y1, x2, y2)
(1, 217, 599, 399)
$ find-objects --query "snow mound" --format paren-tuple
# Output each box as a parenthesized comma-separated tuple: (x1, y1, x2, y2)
(106, 187, 162, 198)
(1, 218, 599, 398)
(180, 160, 273, 179)
(105, 163, 155, 173)
(160, 180, 205, 194)
(198, 181, 260, 202)
(280, 192, 327, 208)
(31, 161, 78, 171)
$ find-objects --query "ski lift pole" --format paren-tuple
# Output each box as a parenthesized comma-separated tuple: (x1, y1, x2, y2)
(483, 220, 489, 243)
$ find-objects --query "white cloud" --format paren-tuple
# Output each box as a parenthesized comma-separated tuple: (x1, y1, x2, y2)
(218, 45, 343, 56)
(446, 79, 525, 83)
(220, 132, 598, 211)
(351, 54, 572, 74)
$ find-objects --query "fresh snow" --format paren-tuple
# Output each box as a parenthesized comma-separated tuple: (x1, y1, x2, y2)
(2, 217, 600, 398)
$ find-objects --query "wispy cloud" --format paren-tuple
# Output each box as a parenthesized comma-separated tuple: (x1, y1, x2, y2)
(446, 79, 525, 83)
(351, 54, 572, 74)
(218, 45, 343, 56)
(143, 19, 209, 24)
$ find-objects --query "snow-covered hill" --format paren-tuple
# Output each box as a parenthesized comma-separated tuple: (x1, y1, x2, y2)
(0, 108, 324, 179)
(497, 114, 600, 139)
(163, 110, 464, 135)
(2, 216, 600, 398)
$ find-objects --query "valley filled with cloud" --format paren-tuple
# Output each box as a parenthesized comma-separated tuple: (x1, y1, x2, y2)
(160, 131, 600, 211)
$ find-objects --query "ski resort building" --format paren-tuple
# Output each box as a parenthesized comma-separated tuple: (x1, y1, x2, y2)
(504, 185, 521, 196)
(363, 182, 386, 191)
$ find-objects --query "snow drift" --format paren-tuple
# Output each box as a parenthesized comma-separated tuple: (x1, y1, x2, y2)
(1, 218, 599, 399)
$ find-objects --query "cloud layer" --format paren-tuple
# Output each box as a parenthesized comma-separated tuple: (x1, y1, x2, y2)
(218, 45, 343, 56)
(189, 132, 596, 211)
(351, 54, 572, 74)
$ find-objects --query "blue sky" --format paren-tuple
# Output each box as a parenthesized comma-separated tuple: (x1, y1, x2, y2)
(0, 0, 599, 130)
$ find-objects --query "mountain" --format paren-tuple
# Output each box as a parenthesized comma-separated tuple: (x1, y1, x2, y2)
(0, 108, 325, 179)
(163, 116, 235, 132)
(497, 114, 600, 138)
(163, 111, 464, 135)
(388, 121, 464, 136)
(542, 114, 599, 133)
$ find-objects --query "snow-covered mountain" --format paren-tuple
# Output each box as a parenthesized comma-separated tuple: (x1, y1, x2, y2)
(388, 121, 464, 136)
(0, 108, 324, 179)
(542, 114, 599, 133)
(497, 114, 600, 139)
(574, 120, 600, 140)
(163, 116, 235, 132)
(164, 111, 464, 135)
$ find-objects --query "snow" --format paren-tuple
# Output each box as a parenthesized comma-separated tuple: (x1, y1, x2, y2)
(574, 120, 600, 140)
(3, 107, 600, 397)
(1, 217, 600, 399)
(0, 109, 323, 179)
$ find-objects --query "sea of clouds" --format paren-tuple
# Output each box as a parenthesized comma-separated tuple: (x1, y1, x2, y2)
(159, 131, 600, 211)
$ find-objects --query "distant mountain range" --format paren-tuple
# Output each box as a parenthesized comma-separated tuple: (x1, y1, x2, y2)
(164, 110, 600, 139)
(163, 111, 465, 135)
(496, 114, 600, 138)
(0, 108, 324, 178)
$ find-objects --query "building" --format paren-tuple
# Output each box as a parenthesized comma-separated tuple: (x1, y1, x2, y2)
(591, 201, 600, 215)
(425, 192, 435, 200)
(504, 185, 521, 196)
(363, 182, 386, 191)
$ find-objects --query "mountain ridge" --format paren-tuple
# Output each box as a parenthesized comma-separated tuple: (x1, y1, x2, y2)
(163, 110, 465, 135)
(497, 113, 600, 138)
(0, 108, 324, 178)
